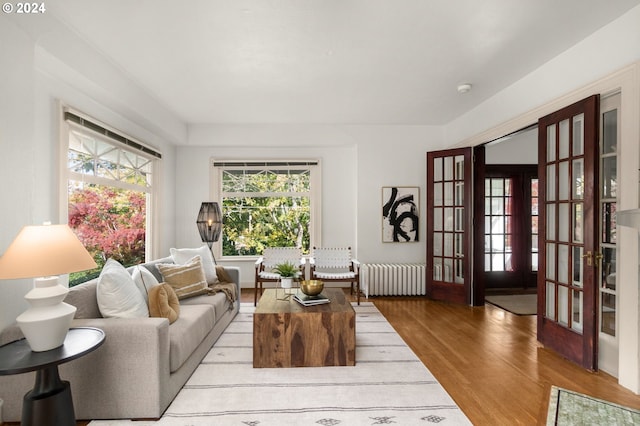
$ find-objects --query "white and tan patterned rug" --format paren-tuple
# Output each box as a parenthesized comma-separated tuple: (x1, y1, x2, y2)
(90, 303, 471, 425)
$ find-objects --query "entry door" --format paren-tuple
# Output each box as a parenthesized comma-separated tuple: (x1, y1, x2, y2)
(426, 148, 473, 304)
(537, 95, 599, 370)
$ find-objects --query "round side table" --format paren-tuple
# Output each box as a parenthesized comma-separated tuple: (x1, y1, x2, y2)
(0, 327, 105, 426)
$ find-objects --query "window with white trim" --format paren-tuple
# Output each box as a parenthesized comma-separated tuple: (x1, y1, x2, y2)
(63, 110, 160, 285)
(212, 160, 320, 257)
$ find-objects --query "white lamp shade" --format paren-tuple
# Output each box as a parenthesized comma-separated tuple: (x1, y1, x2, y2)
(0, 224, 97, 279)
(0, 224, 96, 351)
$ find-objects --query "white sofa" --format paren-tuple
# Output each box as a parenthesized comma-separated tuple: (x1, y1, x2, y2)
(0, 256, 240, 422)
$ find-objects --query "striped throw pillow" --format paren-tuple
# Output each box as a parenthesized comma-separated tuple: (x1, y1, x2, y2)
(157, 256, 208, 299)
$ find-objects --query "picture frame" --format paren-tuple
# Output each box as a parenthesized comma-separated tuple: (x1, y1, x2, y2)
(382, 186, 419, 242)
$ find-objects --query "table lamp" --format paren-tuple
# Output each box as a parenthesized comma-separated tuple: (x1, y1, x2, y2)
(196, 202, 222, 261)
(0, 223, 97, 352)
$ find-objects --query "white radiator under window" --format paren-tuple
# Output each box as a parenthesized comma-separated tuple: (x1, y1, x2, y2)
(361, 263, 426, 297)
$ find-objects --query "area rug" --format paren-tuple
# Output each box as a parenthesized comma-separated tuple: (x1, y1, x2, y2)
(546, 386, 640, 425)
(90, 303, 471, 425)
(485, 294, 537, 315)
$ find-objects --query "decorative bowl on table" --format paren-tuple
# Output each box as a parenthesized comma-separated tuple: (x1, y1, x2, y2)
(300, 280, 324, 296)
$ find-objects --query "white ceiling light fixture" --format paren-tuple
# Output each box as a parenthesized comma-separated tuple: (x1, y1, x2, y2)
(457, 83, 472, 94)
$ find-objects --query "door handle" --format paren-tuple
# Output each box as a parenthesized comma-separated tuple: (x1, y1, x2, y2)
(594, 252, 603, 264)
(582, 251, 592, 267)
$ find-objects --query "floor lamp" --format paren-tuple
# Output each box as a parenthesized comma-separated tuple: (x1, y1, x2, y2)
(196, 202, 222, 262)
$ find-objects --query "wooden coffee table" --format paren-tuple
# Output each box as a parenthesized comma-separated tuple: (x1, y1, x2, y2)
(253, 288, 355, 368)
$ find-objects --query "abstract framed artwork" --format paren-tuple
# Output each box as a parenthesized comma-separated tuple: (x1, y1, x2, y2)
(382, 186, 419, 242)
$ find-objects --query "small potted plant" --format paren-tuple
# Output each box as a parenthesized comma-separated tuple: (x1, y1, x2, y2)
(272, 261, 299, 289)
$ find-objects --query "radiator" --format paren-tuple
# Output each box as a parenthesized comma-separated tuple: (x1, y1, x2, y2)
(361, 263, 426, 297)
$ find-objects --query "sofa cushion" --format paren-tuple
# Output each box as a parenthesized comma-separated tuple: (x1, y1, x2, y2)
(158, 256, 209, 299)
(132, 265, 160, 303)
(148, 283, 180, 324)
(65, 281, 102, 319)
(180, 291, 230, 322)
(97, 259, 149, 318)
(168, 304, 215, 372)
(170, 245, 217, 284)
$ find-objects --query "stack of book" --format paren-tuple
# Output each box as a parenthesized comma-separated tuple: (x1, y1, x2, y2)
(293, 292, 330, 306)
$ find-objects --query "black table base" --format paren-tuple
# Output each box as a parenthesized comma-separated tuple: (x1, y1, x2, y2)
(22, 365, 75, 426)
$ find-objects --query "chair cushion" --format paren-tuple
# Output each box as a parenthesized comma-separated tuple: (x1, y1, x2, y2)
(258, 271, 282, 279)
(314, 271, 356, 279)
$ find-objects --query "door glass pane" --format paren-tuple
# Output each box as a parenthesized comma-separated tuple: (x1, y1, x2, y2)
(573, 246, 583, 287)
(444, 182, 454, 205)
(545, 281, 556, 320)
(547, 164, 556, 201)
(572, 290, 583, 332)
(602, 156, 617, 198)
(455, 208, 464, 231)
(602, 247, 616, 291)
(559, 119, 570, 159)
(444, 157, 453, 180)
(558, 285, 569, 326)
(547, 124, 556, 162)
(602, 203, 616, 243)
(558, 161, 569, 200)
(558, 203, 569, 242)
(573, 203, 583, 243)
(546, 243, 556, 280)
(444, 233, 453, 257)
(573, 113, 584, 156)
(433, 258, 443, 280)
(455, 183, 464, 205)
(434, 183, 443, 206)
(601, 293, 616, 335)
(602, 110, 617, 154)
(433, 157, 443, 181)
(455, 156, 465, 179)
(546, 281, 556, 319)
(444, 258, 453, 282)
(444, 208, 454, 231)
(492, 198, 504, 215)
(434, 208, 443, 231)
(455, 258, 464, 283)
(573, 159, 584, 199)
(433, 232, 443, 256)
(558, 244, 568, 284)
(546, 204, 555, 240)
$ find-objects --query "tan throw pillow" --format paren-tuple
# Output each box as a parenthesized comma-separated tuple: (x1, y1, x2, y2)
(148, 283, 180, 324)
(157, 256, 208, 299)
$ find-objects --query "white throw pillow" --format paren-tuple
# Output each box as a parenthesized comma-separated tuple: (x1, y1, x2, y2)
(131, 265, 160, 303)
(170, 245, 217, 284)
(97, 259, 149, 318)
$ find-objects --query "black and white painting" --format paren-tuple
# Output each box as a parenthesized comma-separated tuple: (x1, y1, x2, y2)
(382, 187, 419, 242)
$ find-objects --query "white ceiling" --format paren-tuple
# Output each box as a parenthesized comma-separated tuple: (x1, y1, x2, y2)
(47, 0, 639, 125)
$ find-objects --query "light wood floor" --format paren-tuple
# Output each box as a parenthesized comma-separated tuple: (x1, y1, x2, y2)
(356, 292, 640, 425)
(12, 288, 640, 426)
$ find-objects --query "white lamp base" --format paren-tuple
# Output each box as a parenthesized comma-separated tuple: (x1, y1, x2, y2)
(16, 276, 77, 352)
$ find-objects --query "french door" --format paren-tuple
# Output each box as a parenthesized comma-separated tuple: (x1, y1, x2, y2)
(537, 95, 599, 370)
(426, 148, 474, 305)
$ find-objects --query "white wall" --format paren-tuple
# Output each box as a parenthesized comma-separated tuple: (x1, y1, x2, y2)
(485, 127, 538, 165)
(0, 14, 180, 331)
(181, 124, 444, 285)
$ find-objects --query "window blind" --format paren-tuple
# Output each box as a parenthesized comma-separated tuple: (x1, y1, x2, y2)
(64, 111, 162, 159)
